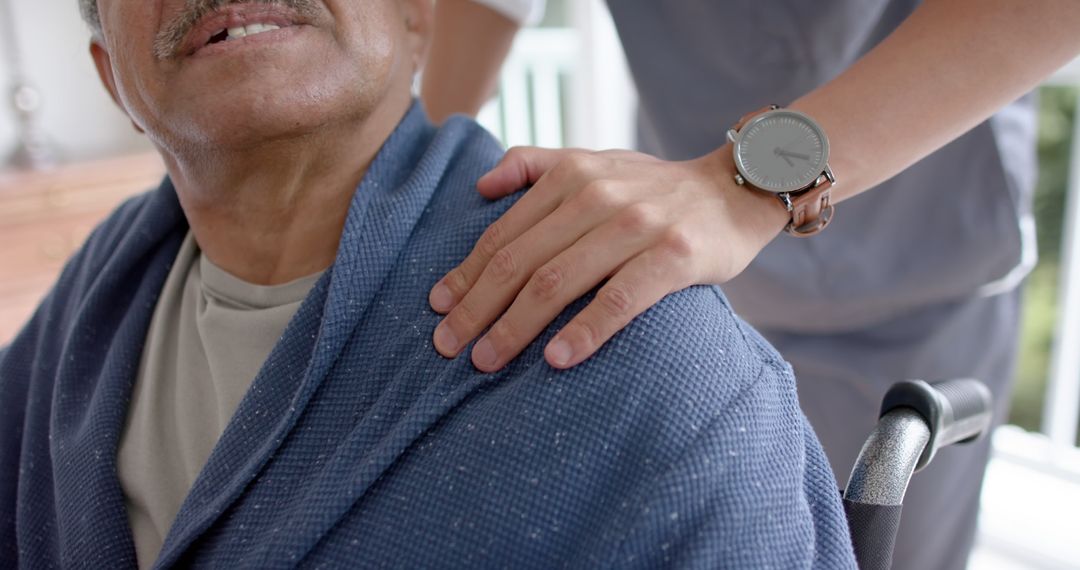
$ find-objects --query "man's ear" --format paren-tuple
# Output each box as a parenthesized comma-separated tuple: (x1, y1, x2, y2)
(400, 0, 433, 73)
(90, 40, 144, 134)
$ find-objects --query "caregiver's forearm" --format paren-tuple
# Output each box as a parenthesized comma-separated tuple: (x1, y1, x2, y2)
(783, 0, 1080, 202)
(421, 0, 521, 124)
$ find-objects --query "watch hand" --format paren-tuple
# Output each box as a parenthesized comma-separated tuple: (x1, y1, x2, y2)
(772, 147, 796, 167)
(777, 150, 811, 161)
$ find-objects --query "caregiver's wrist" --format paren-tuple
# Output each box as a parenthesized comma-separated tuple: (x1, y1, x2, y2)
(699, 145, 789, 247)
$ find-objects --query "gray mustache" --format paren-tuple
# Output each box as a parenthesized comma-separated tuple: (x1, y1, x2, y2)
(154, 0, 320, 59)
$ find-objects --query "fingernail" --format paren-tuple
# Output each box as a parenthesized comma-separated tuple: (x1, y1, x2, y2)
(434, 324, 459, 355)
(546, 339, 573, 368)
(473, 338, 499, 370)
(430, 283, 454, 312)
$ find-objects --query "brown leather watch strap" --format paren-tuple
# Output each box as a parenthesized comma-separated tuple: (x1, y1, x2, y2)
(785, 175, 834, 237)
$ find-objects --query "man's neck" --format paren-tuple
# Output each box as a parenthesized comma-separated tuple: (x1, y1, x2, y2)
(161, 97, 412, 286)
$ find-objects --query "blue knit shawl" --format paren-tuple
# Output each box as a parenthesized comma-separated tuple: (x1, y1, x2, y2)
(0, 103, 855, 569)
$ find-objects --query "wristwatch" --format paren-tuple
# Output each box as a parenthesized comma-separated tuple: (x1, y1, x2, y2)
(726, 105, 836, 237)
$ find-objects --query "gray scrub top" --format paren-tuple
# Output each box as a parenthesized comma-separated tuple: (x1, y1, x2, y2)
(605, 0, 1038, 333)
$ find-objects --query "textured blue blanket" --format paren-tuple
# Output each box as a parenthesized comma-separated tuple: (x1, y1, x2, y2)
(0, 103, 855, 568)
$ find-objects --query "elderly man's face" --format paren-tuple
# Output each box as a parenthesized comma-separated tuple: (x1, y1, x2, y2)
(91, 0, 426, 152)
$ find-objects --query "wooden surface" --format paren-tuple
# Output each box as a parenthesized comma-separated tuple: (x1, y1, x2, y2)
(0, 153, 167, 345)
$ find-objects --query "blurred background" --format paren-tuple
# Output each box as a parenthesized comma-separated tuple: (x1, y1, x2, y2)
(1, 1, 1078, 567)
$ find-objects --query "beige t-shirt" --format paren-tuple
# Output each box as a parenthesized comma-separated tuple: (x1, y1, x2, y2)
(117, 233, 323, 569)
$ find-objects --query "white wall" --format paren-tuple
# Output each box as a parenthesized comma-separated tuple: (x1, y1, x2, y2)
(567, 0, 635, 151)
(0, 0, 151, 166)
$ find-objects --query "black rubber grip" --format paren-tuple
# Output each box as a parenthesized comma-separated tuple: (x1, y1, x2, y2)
(879, 379, 993, 471)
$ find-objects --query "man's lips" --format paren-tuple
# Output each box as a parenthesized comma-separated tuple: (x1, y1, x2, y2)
(181, 5, 307, 57)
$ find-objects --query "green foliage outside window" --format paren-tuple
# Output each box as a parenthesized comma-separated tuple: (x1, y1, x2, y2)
(1012, 86, 1077, 436)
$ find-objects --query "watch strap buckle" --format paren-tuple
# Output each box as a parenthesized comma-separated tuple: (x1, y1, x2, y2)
(787, 203, 834, 236)
(783, 173, 834, 237)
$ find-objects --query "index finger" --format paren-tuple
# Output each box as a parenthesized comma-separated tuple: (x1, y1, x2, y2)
(476, 146, 585, 199)
(428, 149, 582, 314)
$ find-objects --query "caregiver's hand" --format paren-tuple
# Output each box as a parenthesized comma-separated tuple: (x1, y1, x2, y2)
(430, 146, 788, 372)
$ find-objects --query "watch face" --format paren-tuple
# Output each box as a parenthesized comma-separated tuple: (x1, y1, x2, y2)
(733, 109, 829, 193)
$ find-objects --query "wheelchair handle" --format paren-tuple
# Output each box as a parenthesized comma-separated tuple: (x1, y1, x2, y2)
(845, 379, 994, 506)
(879, 378, 993, 472)
(842, 379, 993, 570)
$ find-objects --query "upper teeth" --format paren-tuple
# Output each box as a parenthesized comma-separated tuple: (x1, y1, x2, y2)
(226, 23, 281, 40)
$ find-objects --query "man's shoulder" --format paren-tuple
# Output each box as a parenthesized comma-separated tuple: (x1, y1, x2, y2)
(82, 187, 168, 262)
(10, 182, 182, 347)
(539, 285, 792, 422)
(420, 115, 521, 224)
(406, 114, 792, 420)
(58, 184, 178, 295)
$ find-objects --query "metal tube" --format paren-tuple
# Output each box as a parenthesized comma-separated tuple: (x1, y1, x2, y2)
(843, 408, 931, 506)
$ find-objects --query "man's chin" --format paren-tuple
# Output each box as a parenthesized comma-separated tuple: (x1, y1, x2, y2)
(158, 77, 369, 152)
(151, 102, 327, 156)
